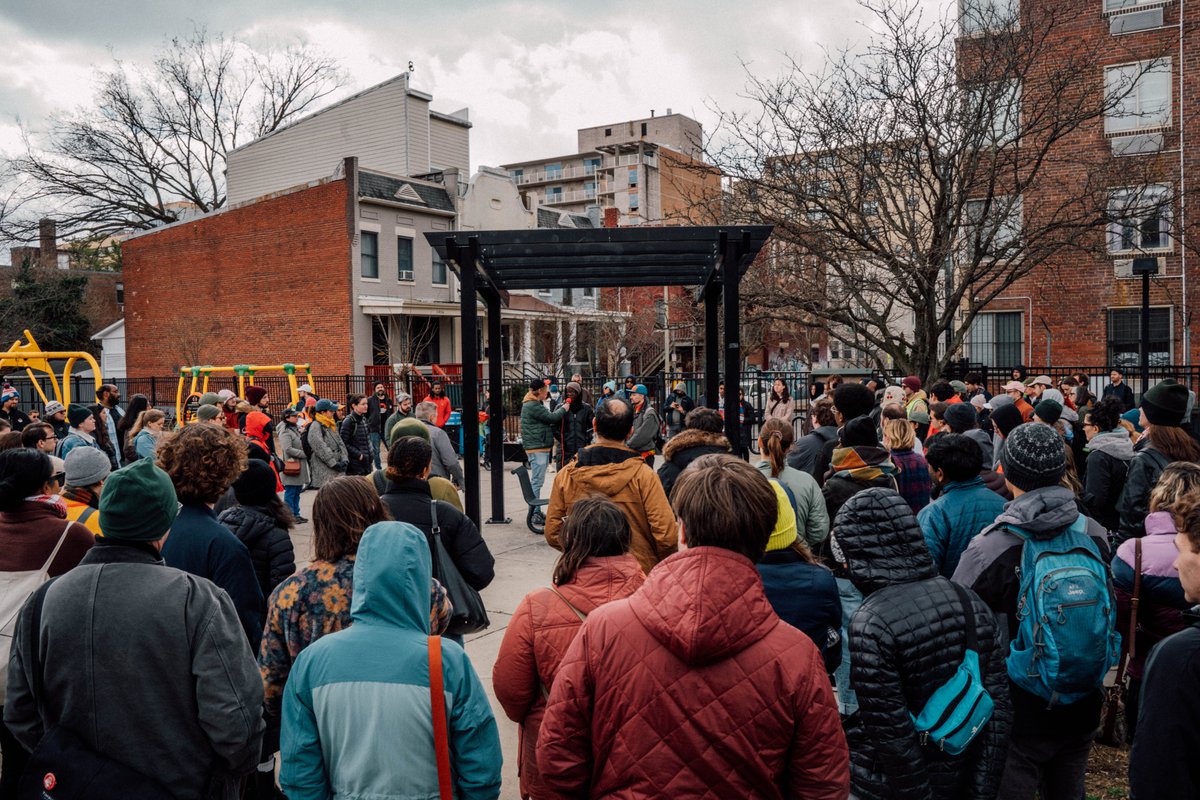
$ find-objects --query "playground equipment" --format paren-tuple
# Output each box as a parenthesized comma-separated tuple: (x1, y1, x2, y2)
(175, 363, 313, 425)
(0, 330, 102, 406)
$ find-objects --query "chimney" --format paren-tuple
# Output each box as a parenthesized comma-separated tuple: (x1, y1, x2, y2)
(603, 207, 620, 228)
(650, 109, 655, 118)
(38, 218, 56, 270)
(666, 107, 672, 115)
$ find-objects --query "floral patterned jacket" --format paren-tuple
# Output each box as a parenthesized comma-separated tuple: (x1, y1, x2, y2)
(259, 555, 452, 713)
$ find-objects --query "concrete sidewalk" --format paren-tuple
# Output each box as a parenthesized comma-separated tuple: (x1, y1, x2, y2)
(289, 466, 559, 799)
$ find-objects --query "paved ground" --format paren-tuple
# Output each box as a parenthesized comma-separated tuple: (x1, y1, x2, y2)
(289, 465, 559, 800)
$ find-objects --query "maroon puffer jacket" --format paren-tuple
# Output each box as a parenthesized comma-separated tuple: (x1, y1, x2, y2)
(493, 554, 646, 800)
(536, 546, 850, 799)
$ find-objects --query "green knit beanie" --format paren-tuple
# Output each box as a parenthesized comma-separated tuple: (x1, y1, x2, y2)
(388, 417, 430, 447)
(99, 458, 179, 542)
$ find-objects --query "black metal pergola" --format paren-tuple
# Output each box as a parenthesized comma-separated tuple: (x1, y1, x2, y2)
(425, 225, 773, 528)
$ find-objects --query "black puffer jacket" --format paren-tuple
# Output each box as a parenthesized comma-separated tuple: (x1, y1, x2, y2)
(380, 477, 495, 591)
(339, 412, 372, 476)
(555, 403, 595, 467)
(833, 488, 1012, 800)
(656, 429, 731, 499)
(1115, 439, 1170, 546)
(217, 505, 296, 601)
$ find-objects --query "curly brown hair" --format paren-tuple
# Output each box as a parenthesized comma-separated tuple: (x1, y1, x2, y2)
(156, 424, 248, 504)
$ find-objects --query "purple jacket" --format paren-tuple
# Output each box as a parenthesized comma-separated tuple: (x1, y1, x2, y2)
(1114, 511, 1190, 679)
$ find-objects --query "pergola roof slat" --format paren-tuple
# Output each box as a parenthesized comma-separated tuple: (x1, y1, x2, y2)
(425, 225, 771, 292)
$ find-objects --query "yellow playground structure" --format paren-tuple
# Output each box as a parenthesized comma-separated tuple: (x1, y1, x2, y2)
(175, 363, 313, 424)
(0, 330, 102, 406)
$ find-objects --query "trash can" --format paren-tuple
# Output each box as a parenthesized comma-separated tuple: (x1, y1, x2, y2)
(445, 411, 462, 454)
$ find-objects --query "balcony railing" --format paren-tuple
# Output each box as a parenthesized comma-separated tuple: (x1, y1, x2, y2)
(515, 165, 600, 185)
(542, 189, 601, 205)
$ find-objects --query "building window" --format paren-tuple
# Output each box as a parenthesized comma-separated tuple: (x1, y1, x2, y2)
(863, 200, 879, 217)
(605, 127, 612, 136)
(432, 250, 447, 286)
(583, 287, 595, 297)
(1105, 59, 1172, 133)
(397, 237, 414, 281)
(964, 196, 1022, 258)
(629, 195, 640, 211)
(1108, 307, 1171, 367)
(584, 184, 597, 199)
(510, 168, 523, 180)
(1108, 184, 1171, 253)
(969, 311, 1023, 368)
(968, 81, 1021, 145)
(628, 168, 638, 187)
(545, 187, 563, 203)
(641, 122, 648, 136)
(115, 282, 124, 305)
(360, 231, 379, 279)
(584, 157, 601, 175)
(960, 0, 1018, 34)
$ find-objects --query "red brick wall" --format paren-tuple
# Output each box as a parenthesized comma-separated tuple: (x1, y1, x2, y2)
(972, 1, 1199, 367)
(123, 178, 354, 376)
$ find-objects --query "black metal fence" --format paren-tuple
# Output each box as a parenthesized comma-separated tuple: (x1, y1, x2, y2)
(9, 364, 1196, 442)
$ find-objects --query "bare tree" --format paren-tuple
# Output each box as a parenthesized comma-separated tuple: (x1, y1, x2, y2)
(2, 27, 345, 242)
(700, 0, 1181, 380)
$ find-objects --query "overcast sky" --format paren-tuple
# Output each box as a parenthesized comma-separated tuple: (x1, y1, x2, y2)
(0, 0, 946, 176)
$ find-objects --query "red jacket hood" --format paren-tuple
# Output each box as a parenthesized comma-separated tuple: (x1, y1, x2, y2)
(245, 411, 271, 441)
(629, 546, 780, 666)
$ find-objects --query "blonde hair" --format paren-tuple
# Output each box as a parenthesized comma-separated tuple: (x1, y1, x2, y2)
(882, 418, 914, 451)
(129, 408, 166, 438)
(1150, 462, 1200, 521)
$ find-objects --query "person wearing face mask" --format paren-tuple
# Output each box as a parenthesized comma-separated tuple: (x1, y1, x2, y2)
(664, 381, 695, 439)
(625, 384, 661, 468)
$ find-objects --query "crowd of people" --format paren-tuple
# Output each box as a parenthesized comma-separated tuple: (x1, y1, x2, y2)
(0, 364, 1196, 799)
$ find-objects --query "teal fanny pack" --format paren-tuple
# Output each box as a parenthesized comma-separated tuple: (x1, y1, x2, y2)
(910, 582, 995, 756)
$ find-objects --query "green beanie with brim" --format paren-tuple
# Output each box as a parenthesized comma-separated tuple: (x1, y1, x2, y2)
(99, 458, 179, 542)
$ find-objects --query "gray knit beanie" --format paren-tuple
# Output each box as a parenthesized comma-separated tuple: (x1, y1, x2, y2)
(1000, 422, 1065, 492)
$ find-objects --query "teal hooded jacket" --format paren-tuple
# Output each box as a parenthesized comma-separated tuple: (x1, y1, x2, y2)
(280, 522, 502, 799)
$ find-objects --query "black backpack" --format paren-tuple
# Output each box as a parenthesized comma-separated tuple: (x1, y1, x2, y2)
(300, 424, 314, 460)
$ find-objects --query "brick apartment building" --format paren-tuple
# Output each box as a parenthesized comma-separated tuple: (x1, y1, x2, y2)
(502, 113, 721, 373)
(963, 0, 1198, 371)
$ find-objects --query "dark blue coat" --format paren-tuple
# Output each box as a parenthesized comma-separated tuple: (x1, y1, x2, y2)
(162, 502, 265, 649)
(757, 549, 842, 671)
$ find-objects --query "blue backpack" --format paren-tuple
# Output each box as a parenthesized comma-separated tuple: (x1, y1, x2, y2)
(1006, 515, 1120, 706)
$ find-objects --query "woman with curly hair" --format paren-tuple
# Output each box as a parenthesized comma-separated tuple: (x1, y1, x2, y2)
(259, 476, 451, 795)
(157, 423, 264, 648)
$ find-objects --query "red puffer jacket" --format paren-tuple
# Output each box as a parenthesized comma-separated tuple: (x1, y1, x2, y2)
(536, 546, 850, 800)
(493, 554, 645, 800)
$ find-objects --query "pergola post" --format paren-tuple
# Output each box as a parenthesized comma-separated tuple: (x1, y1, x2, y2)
(722, 235, 741, 449)
(486, 290, 509, 523)
(457, 236, 481, 526)
(705, 282, 721, 408)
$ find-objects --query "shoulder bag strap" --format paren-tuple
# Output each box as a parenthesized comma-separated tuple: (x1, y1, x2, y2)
(429, 498, 441, 536)
(547, 586, 588, 623)
(1129, 539, 1143, 663)
(77, 506, 97, 527)
(40, 520, 74, 574)
(428, 635, 453, 800)
(949, 581, 980, 655)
